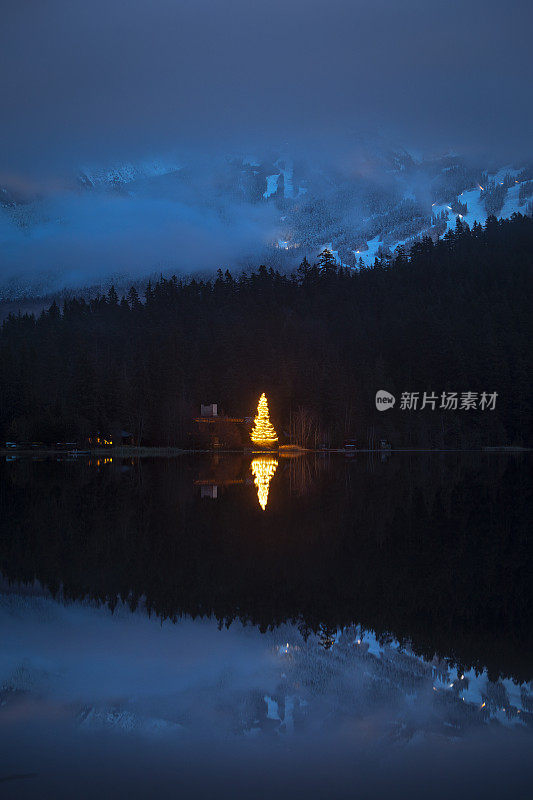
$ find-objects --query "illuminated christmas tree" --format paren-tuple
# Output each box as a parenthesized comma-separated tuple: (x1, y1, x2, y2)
(250, 393, 278, 448)
(251, 456, 278, 510)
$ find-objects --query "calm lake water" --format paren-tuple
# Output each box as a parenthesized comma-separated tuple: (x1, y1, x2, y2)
(1, 453, 532, 798)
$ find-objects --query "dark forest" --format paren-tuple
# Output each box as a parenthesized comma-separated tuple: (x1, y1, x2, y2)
(1, 214, 531, 448)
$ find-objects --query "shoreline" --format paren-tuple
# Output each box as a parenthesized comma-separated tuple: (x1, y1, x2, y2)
(1, 445, 530, 458)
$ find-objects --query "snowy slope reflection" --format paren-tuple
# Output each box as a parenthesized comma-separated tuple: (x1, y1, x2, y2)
(1, 594, 530, 735)
(1, 592, 532, 798)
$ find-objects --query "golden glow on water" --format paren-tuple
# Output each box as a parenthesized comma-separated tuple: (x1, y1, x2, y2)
(250, 393, 278, 448)
(251, 457, 278, 510)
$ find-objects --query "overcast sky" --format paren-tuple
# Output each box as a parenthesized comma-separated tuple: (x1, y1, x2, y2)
(0, 0, 532, 290)
(1, 0, 532, 182)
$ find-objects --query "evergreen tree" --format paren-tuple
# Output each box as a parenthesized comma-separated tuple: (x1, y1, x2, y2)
(127, 286, 141, 310)
(317, 248, 337, 274)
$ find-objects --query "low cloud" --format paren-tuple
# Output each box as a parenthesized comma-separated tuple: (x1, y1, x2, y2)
(0, 186, 280, 290)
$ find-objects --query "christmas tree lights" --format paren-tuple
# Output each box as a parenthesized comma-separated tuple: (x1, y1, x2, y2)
(251, 456, 278, 510)
(250, 393, 278, 448)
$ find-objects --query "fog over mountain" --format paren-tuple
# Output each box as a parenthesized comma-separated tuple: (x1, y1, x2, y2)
(1, 0, 532, 295)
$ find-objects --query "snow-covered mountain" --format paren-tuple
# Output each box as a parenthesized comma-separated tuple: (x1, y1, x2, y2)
(1, 147, 532, 299)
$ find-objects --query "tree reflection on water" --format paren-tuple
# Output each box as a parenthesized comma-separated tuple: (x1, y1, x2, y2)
(250, 456, 278, 510)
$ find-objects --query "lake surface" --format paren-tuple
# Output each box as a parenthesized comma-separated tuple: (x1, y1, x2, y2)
(1, 452, 532, 797)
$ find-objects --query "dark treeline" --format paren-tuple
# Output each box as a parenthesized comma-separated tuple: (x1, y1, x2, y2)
(0, 214, 532, 447)
(0, 454, 530, 681)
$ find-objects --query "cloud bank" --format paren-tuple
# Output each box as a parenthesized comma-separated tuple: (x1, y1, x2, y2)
(2, 0, 532, 178)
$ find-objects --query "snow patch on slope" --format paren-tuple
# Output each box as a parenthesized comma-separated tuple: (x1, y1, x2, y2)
(263, 174, 279, 198)
(353, 234, 384, 267)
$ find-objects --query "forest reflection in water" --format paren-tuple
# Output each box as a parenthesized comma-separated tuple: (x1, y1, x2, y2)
(0, 451, 531, 683)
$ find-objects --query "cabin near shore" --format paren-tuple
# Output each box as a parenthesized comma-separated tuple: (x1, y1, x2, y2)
(194, 402, 248, 449)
